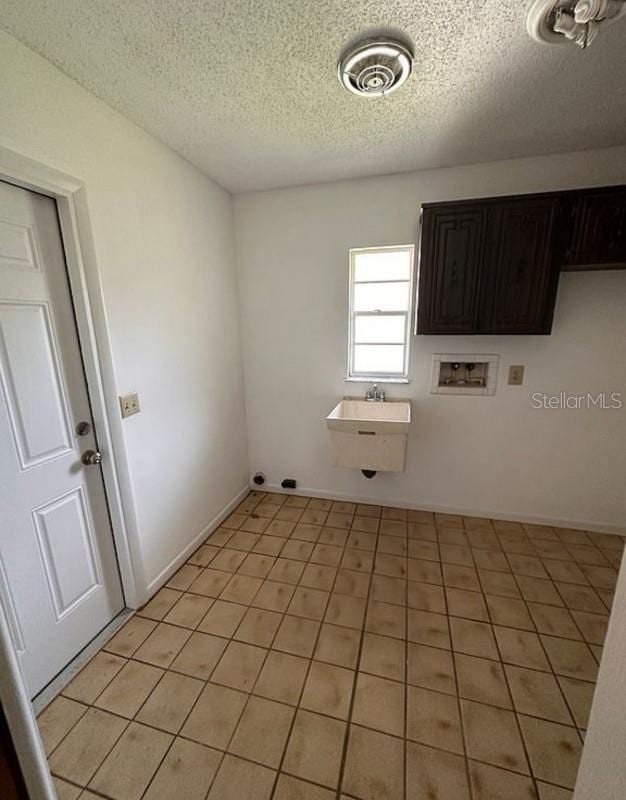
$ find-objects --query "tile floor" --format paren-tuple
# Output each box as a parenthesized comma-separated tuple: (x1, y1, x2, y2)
(38, 491, 624, 800)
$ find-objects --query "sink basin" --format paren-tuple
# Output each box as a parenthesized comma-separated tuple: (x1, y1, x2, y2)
(325, 399, 411, 472)
(326, 400, 411, 434)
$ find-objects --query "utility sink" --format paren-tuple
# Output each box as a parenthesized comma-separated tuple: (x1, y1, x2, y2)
(325, 399, 411, 473)
(326, 400, 411, 434)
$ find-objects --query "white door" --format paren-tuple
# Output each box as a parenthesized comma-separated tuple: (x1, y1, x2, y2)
(0, 180, 124, 698)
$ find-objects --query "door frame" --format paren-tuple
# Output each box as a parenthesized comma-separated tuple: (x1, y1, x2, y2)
(0, 145, 142, 606)
(0, 145, 144, 799)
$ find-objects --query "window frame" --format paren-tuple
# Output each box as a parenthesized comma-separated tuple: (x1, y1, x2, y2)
(346, 244, 415, 383)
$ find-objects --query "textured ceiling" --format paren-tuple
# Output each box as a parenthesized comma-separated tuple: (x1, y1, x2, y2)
(1, 1, 625, 192)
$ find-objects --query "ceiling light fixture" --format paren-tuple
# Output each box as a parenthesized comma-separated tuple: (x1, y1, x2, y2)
(338, 36, 413, 97)
(527, 0, 626, 47)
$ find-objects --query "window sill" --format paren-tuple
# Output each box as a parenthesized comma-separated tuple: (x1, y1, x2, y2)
(345, 376, 411, 384)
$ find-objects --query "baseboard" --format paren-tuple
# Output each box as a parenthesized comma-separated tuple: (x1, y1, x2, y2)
(143, 483, 251, 602)
(259, 482, 625, 537)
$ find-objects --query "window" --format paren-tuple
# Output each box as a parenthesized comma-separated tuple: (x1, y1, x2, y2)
(347, 244, 415, 381)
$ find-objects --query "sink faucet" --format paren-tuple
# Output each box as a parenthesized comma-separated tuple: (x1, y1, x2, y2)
(365, 383, 385, 402)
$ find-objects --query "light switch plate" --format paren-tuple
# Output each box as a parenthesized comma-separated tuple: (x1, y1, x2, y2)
(508, 365, 525, 386)
(119, 392, 140, 418)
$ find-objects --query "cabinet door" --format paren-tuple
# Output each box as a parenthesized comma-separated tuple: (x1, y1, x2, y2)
(417, 205, 487, 334)
(480, 198, 559, 334)
(566, 188, 626, 269)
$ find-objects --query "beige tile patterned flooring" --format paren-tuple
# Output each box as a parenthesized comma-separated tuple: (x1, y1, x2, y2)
(38, 491, 624, 800)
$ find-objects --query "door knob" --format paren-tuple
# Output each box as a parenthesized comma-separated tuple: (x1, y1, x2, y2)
(81, 450, 102, 466)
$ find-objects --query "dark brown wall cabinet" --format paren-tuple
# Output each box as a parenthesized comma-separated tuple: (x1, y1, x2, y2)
(564, 187, 626, 270)
(418, 197, 559, 334)
(417, 205, 488, 334)
(417, 185, 626, 335)
(479, 198, 559, 335)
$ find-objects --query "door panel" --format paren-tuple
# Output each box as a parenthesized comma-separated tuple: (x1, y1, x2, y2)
(0, 301, 74, 467)
(33, 487, 101, 620)
(0, 216, 41, 273)
(0, 180, 124, 698)
(417, 206, 487, 334)
(479, 199, 559, 334)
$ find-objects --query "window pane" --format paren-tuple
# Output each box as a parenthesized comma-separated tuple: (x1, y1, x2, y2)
(354, 249, 411, 282)
(354, 315, 406, 344)
(353, 345, 405, 374)
(354, 282, 409, 312)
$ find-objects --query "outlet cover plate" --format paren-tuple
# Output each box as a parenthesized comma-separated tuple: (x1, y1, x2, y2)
(508, 365, 525, 386)
(119, 392, 140, 418)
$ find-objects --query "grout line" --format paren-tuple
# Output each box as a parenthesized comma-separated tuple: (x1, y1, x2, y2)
(195, 490, 274, 800)
(54, 656, 591, 751)
(267, 499, 363, 800)
(41, 700, 91, 765)
(403, 529, 410, 800)
(38, 490, 621, 798)
(52, 703, 581, 796)
(137, 489, 269, 800)
(50, 710, 131, 794)
(448, 532, 475, 800)
(333, 509, 381, 799)
(488, 567, 543, 799)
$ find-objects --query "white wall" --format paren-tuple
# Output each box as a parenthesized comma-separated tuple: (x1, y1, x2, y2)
(234, 147, 626, 532)
(0, 31, 249, 598)
(574, 545, 626, 800)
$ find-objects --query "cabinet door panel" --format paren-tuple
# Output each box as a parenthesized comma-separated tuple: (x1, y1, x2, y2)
(567, 189, 626, 268)
(480, 199, 559, 334)
(417, 206, 487, 334)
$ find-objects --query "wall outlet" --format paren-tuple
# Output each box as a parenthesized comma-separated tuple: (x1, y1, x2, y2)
(508, 365, 525, 386)
(119, 392, 140, 418)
